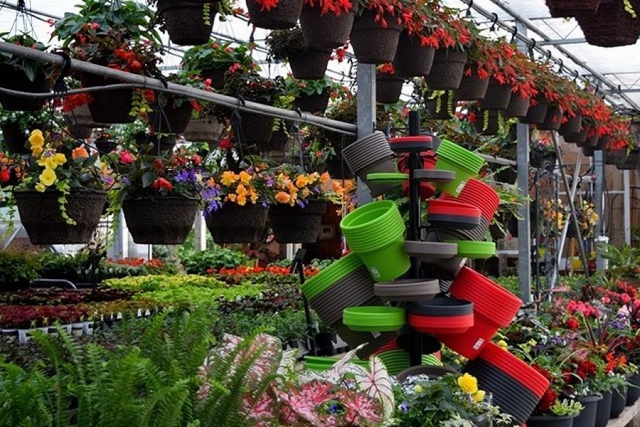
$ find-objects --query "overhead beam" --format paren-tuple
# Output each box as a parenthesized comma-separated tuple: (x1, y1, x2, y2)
(537, 38, 589, 46)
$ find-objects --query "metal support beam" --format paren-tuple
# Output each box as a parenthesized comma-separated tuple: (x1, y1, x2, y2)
(594, 150, 607, 269)
(555, 151, 583, 275)
(194, 211, 207, 251)
(515, 22, 532, 303)
(624, 170, 632, 245)
(355, 63, 376, 206)
(538, 38, 589, 46)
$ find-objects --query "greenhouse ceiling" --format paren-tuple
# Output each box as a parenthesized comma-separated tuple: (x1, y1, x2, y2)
(1, 0, 640, 113)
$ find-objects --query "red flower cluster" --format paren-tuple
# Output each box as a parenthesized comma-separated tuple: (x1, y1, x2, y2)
(61, 93, 93, 112)
(567, 299, 600, 318)
(575, 359, 598, 380)
(207, 264, 319, 277)
(532, 364, 557, 412)
(152, 177, 174, 192)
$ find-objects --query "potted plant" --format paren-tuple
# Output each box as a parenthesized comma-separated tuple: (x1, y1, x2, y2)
(108, 146, 204, 244)
(299, 0, 355, 50)
(285, 75, 344, 114)
(11, 129, 112, 245)
(0, 109, 51, 154)
(376, 63, 404, 104)
(200, 165, 273, 243)
(53, 0, 163, 124)
(0, 33, 53, 111)
(576, 1, 640, 47)
(267, 164, 333, 243)
(266, 27, 331, 80)
(182, 40, 257, 90)
(245, 0, 304, 29)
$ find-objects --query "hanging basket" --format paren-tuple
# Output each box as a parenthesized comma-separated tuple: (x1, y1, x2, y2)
(537, 105, 564, 131)
(292, 92, 330, 114)
(183, 117, 226, 143)
(148, 99, 194, 134)
(425, 90, 457, 120)
(81, 72, 135, 124)
(94, 137, 118, 154)
(158, 0, 216, 46)
(122, 197, 199, 245)
(1, 122, 32, 154)
(205, 203, 269, 243)
(473, 110, 502, 136)
(576, 0, 640, 47)
(392, 31, 435, 78)
(563, 124, 591, 144)
(0, 66, 51, 112)
(544, 0, 598, 18)
(201, 65, 232, 90)
(558, 112, 583, 138)
(269, 200, 327, 243)
(478, 79, 513, 110)
(299, 3, 355, 50)
(350, 9, 403, 64)
(15, 189, 106, 245)
(454, 64, 490, 101)
(246, 0, 303, 29)
(504, 93, 531, 118)
(520, 95, 549, 124)
(237, 111, 275, 147)
(426, 48, 467, 90)
(376, 73, 404, 104)
(288, 48, 332, 80)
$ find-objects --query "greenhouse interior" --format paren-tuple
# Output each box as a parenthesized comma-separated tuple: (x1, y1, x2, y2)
(3, 0, 640, 425)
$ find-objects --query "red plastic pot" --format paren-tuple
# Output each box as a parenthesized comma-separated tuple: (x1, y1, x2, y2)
(399, 151, 437, 199)
(439, 178, 500, 222)
(428, 200, 481, 222)
(477, 342, 549, 397)
(408, 313, 474, 334)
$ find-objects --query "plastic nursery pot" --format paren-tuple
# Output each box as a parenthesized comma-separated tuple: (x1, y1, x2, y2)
(389, 135, 436, 153)
(435, 139, 485, 197)
(331, 319, 398, 359)
(342, 131, 393, 174)
(626, 373, 640, 405)
(340, 200, 410, 281)
(559, 112, 583, 136)
(343, 306, 406, 332)
(537, 105, 564, 131)
(526, 414, 577, 427)
(349, 9, 403, 64)
(610, 385, 628, 418)
(392, 30, 436, 78)
(366, 172, 408, 195)
(373, 279, 440, 302)
(426, 48, 468, 90)
(478, 78, 513, 110)
(407, 296, 474, 334)
(299, 2, 356, 50)
(427, 199, 482, 230)
(444, 240, 496, 259)
(301, 253, 364, 300)
(376, 73, 404, 104)
(520, 95, 549, 125)
(455, 63, 490, 101)
(439, 178, 501, 222)
(595, 391, 613, 427)
(404, 241, 458, 260)
(573, 394, 603, 427)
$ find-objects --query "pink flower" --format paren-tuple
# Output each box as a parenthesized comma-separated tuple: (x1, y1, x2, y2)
(118, 150, 135, 164)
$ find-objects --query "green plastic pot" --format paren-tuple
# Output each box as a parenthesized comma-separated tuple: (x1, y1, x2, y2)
(435, 140, 485, 196)
(301, 253, 364, 300)
(341, 200, 410, 281)
(444, 240, 496, 259)
(343, 306, 406, 332)
(366, 172, 409, 188)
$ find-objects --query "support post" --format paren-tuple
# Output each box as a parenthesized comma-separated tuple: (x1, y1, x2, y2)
(194, 211, 207, 251)
(594, 150, 607, 269)
(624, 170, 631, 245)
(107, 211, 129, 260)
(356, 63, 376, 206)
(515, 22, 532, 303)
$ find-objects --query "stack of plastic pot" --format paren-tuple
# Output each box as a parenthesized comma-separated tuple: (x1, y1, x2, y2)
(342, 131, 397, 197)
(434, 139, 485, 196)
(302, 253, 398, 358)
(371, 339, 443, 375)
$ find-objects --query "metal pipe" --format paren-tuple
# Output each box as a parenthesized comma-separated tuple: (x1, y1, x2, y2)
(551, 131, 590, 279)
(0, 41, 357, 135)
(478, 153, 517, 166)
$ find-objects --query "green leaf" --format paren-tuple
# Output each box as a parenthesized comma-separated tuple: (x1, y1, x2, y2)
(142, 171, 156, 188)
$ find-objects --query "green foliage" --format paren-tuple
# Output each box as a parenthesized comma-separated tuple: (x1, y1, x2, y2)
(550, 399, 583, 417)
(179, 247, 247, 275)
(0, 33, 51, 80)
(182, 40, 256, 73)
(266, 27, 307, 61)
(0, 251, 40, 290)
(213, 309, 313, 342)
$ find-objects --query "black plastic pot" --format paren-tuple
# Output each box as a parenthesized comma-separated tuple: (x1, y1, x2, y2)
(288, 48, 332, 80)
(574, 394, 603, 427)
(564, 125, 591, 144)
(292, 93, 330, 114)
(350, 9, 402, 64)
(200, 65, 231, 90)
(122, 197, 199, 245)
(526, 414, 576, 427)
(0, 66, 50, 111)
(478, 79, 512, 110)
(595, 390, 613, 427)
(158, 0, 216, 45)
(376, 73, 404, 104)
(392, 31, 435, 78)
(236, 111, 275, 147)
(626, 373, 640, 405)
(205, 203, 269, 243)
(426, 48, 467, 90)
(15, 190, 107, 245)
(314, 332, 337, 356)
(454, 64, 490, 101)
(504, 93, 531, 118)
(408, 296, 473, 317)
(299, 3, 355, 50)
(610, 385, 627, 418)
(269, 200, 327, 243)
(246, 0, 303, 29)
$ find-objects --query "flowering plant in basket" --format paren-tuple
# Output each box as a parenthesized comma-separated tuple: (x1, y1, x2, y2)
(0, 33, 53, 81)
(182, 40, 257, 76)
(283, 75, 348, 99)
(107, 145, 204, 203)
(200, 165, 273, 214)
(14, 129, 113, 223)
(268, 164, 335, 206)
(303, 0, 353, 15)
(394, 372, 513, 425)
(0, 109, 53, 136)
(412, 3, 472, 51)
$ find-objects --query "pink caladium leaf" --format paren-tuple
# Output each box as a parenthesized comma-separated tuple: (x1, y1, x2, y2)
(354, 356, 395, 419)
(276, 380, 335, 426)
(337, 389, 383, 426)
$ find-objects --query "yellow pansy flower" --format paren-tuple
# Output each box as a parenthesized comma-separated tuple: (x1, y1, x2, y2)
(473, 390, 486, 403)
(39, 168, 57, 187)
(457, 373, 478, 394)
(53, 153, 67, 166)
(28, 129, 44, 148)
(38, 155, 59, 170)
(31, 145, 43, 157)
(35, 182, 46, 192)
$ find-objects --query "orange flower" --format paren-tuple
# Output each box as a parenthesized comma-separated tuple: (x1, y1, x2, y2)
(275, 191, 291, 204)
(320, 172, 330, 183)
(72, 147, 89, 160)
